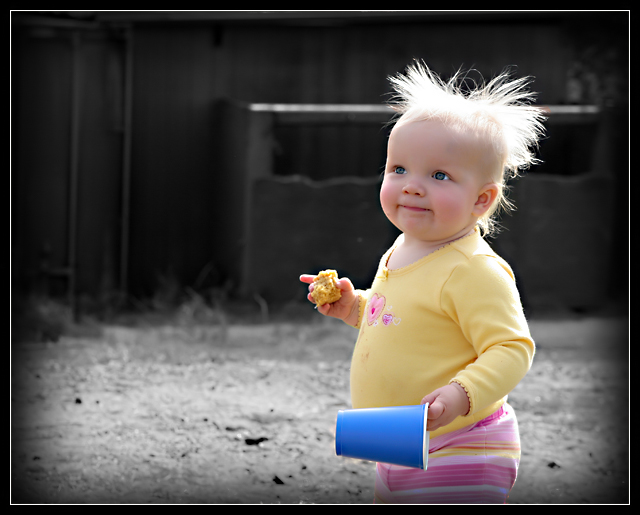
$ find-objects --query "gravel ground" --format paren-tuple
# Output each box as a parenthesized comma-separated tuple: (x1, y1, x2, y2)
(11, 310, 629, 504)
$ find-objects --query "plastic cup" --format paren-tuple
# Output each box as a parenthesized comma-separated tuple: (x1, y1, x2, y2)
(335, 404, 429, 470)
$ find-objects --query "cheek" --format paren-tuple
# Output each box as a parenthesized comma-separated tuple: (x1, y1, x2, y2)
(432, 188, 469, 218)
(379, 180, 397, 214)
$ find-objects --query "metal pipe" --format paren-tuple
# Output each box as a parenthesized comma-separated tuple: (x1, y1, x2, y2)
(68, 31, 81, 319)
(119, 24, 133, 298)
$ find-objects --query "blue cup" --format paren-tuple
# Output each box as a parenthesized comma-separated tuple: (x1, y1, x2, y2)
(335, 404, 429, 470)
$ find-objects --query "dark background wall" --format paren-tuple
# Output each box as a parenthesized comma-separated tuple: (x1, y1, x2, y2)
(11, 11, 628, 315)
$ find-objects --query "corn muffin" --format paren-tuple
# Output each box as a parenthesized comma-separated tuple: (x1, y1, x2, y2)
(311, 269, 342, 306)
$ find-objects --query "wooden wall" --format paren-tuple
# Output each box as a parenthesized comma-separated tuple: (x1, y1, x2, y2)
(12, 12, 628, 311)
(12, 26, 125, 302)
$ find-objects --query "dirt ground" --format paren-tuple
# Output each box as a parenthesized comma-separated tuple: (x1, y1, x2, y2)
(11, 303, 629, 504)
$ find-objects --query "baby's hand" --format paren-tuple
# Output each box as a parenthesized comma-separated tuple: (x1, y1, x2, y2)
(421, 383, 470, 432)
(299, 274, 359, 324)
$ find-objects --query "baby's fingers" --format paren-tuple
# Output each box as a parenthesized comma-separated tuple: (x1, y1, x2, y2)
(335, 277, 354, 292)
(316, 303, 332, 316)
(299, 274, 315, 284)
(426, 401, 445, 421)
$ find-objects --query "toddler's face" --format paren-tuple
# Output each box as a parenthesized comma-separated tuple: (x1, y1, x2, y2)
(380, 119, 499, 246)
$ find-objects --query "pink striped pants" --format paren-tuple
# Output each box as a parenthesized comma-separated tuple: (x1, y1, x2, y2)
(374, 404, 520, 504)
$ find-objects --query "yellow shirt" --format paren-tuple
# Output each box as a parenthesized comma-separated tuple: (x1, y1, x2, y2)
(349, 229, 535, 438)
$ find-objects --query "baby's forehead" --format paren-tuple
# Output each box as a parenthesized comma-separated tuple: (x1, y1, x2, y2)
(391, 118, 494, 151)
(390, 118, 503, 175)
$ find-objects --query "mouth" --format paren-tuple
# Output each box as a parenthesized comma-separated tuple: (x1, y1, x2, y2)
(400, 205, 428, 212)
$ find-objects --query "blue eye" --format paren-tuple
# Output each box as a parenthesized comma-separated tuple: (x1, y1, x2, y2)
(394, 166, 407, 174)
(433, 171, 450, 181)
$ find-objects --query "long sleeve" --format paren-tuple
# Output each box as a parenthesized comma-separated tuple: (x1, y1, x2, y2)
(348, 289, 371, 329)
(441, 254, 535, 416)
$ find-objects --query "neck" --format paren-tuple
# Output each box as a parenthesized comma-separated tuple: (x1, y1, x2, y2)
(403, 225, 477, 254)
(387, 226, 477, 271)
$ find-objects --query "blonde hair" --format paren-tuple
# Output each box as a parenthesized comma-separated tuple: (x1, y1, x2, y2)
(387, 60, 547, 236)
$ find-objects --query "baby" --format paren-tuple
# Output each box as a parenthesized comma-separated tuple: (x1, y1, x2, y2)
(300, 61, 545, 504)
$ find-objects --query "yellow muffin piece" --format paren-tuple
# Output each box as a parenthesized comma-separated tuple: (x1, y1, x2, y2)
(311, 270, 342, 306)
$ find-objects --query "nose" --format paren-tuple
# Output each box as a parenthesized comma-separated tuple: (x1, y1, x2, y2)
(402, 180, 425, 196)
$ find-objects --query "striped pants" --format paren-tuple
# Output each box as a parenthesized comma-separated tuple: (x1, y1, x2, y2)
(374, 404, 520, 504)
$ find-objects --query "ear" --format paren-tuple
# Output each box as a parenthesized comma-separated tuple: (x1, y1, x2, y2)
(472, 183, 500, 217)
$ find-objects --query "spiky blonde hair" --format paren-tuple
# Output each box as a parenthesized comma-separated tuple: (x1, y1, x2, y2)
(387, 60, 547, 235)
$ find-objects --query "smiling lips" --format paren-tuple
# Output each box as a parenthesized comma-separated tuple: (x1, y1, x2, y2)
(400, 205, 428, 212)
